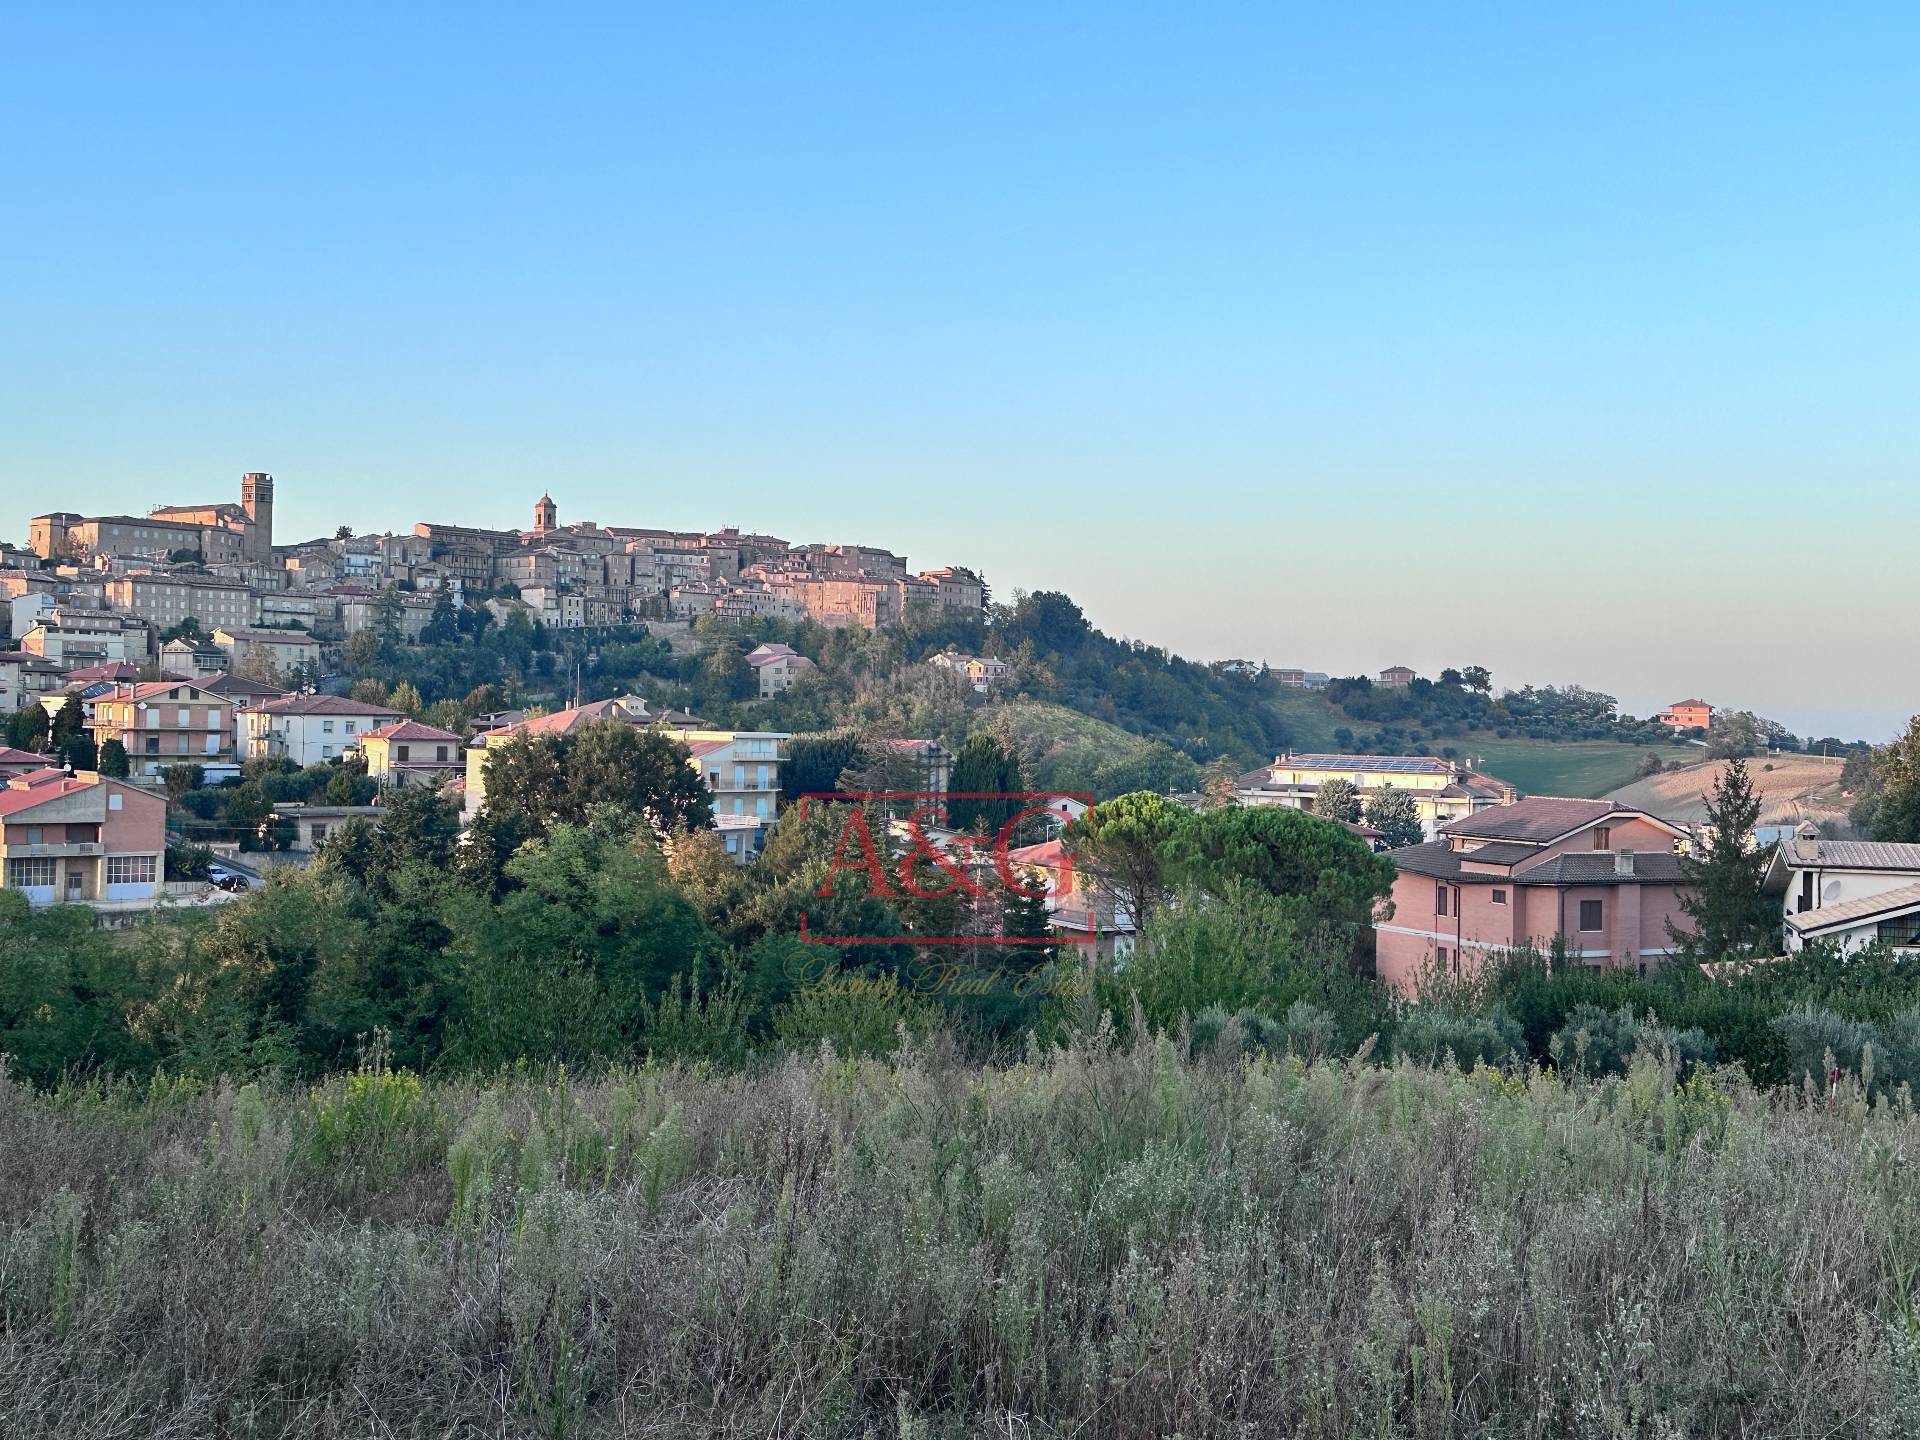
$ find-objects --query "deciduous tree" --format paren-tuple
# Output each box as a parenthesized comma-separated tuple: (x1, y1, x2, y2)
(1363, 785, 1424, 849)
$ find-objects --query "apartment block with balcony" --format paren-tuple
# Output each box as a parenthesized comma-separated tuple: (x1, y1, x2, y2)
(683, 730, 788, 833)
(19, 608, 151, 665)
(245, 694, 404, 766)
(90, 681, 236, 775)
(213, 626, 322, 676)
(0, 767, 166, 911)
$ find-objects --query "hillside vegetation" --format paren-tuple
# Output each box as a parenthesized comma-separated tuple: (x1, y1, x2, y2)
(5, 1038, 1918, 1437)
(988, 698, 1203, 796)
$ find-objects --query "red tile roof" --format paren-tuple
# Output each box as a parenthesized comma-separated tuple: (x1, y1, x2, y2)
(64, 661, 142, 682)
(1438, 797, 1629, 844)
(0, 768, 95, 817)
(359, 720, 463, 744)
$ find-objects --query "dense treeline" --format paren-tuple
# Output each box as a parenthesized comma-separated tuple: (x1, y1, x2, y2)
(7, 758, 1916, 1102)
(1846, 713, 1920, 841)
(1322, 673, 1677, 747)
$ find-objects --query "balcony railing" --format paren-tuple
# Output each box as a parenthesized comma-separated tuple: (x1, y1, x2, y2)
(9, 842, 103, 859)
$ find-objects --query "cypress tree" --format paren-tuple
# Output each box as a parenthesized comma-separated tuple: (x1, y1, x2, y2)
(1671, 757, 1780, 961)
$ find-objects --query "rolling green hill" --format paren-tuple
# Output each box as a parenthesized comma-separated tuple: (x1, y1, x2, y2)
(1457, 737, 1701, 798)
(999, 694, 1694, 801)
(1260, 690, 1696, 798)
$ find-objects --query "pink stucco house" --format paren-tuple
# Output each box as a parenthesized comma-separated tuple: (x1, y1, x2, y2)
(1375, 797, 1695, 993)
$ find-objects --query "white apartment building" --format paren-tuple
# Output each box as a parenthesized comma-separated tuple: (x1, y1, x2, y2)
(20, 610, 150, 665)
(244, 694, 404, 766)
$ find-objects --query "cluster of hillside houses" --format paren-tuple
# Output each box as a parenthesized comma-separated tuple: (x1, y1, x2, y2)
(5, 475, 1909, 982)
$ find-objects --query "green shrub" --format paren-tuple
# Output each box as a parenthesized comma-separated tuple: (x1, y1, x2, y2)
(1548, 1003, 1715, 1077)
(1392, 1004, 1524, 1068)
(771, 973, 935, 1056)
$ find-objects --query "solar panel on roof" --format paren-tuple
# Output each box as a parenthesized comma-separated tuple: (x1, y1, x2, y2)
(1287, 754, 1448, 773)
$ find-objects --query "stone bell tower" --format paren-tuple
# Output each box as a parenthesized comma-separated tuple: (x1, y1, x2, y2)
(241, 472, 274, 562)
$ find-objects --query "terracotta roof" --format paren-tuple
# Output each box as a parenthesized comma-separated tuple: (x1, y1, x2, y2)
(1440, 772, 1515, 800)
(1512, 852, 1691, 886)
(196, 675, 288, 699)
(1440, 798, 1628, 843)
(256, 695, 403, 717)
(487, 696, 705, 740)
(0, 747, 54, 768)
(684, 738, 730, 758)
(63, 661, 141, 682)
(0, 768, 96, 817)
(1007, 838, 1071, 867)
(1457, 841, 1540, 866)
(1391, 840, 1690, 887)
(744, 642, 802, 665)
(1786, 882, 1920, 936)
(358, 720, 463, 745)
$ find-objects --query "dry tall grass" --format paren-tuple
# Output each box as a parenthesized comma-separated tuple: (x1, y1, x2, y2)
(3, 1030, 1918, 1437)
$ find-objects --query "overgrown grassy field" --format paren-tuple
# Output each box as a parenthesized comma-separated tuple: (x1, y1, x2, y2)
(6, 1035, 1919, 1437)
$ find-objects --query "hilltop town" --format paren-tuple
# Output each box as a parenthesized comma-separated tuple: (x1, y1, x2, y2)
(9, 473, 985, 658)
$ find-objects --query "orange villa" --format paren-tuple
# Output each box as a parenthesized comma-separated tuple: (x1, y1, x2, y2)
(1657, 699, 1713, 730)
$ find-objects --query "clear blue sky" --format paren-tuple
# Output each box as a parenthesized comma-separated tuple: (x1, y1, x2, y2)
(4, 4, 1916, 739)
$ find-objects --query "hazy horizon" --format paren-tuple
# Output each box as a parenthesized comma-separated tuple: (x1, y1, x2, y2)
(5, 6, 1915, 740)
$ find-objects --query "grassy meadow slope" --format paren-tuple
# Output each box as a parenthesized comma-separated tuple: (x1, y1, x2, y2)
(1463, 737, 1703, 798)
(997, 689, 1705, 803)
(989, 699, 1203, 796)
(1604, 753, 1853, 826)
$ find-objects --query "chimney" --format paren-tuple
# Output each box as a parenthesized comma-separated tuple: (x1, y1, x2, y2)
(1614, 847, 1635, 877)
